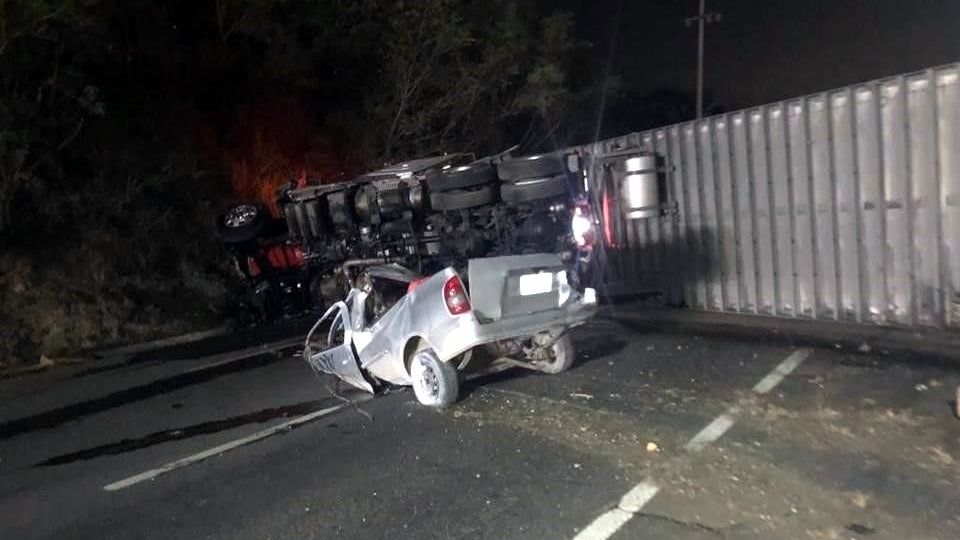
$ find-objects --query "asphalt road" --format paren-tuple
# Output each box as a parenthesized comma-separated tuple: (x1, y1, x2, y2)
(1, 316, 958, 539)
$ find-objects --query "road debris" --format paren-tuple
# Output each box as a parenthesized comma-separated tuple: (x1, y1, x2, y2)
(847, 491, 871, 509)
(570, 393, 594, 400)
(845, 523, 876, 535)
(646, 442, 659, 452)
(857, 342, 872, 353)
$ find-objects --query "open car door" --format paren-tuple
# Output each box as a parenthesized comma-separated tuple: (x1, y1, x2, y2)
(303, 300, 375, 393)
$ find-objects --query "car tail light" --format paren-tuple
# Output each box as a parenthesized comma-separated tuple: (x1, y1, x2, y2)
(443, 275, 471, 315)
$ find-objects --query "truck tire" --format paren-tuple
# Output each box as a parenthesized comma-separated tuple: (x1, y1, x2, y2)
(426, 162, 496, 192)
(217, 204, 267, 244)
(410, 348, 459, 407)
(430, 184, 497, 211)
(500, 175, 569, 204)
(497, 151, 568, 181)
(537, 334, 574, 374)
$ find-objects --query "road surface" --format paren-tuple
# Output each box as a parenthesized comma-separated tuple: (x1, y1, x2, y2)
(1, 315, 958, 539)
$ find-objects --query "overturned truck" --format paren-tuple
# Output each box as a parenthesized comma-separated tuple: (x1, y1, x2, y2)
(217, 151, 598, 323)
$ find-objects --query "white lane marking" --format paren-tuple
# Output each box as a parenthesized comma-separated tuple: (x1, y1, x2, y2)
(686, 348, 811, 451)
(684, 412, 737, 452)
(568, 347, 813, 539)
(752, 348, 812, 394)
(617, 480, 661, 512)
(572, 480, 659, 540)
(573, 509, 633, 540)
(104, 403, 351, 491)
(180, 337, 303, 375)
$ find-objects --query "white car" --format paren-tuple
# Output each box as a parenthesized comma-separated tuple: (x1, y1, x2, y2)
(303, 253, 597, 407)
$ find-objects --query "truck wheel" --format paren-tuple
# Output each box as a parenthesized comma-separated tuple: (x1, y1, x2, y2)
(500, 175, 569, 204)
(410, 348, 459, 407)
(217, 204, 266, 244)
(429, 184, 497, 211)
(427, 163, 496, 192)
(537, 334, 574, 374)
(497, 151, 568, 181)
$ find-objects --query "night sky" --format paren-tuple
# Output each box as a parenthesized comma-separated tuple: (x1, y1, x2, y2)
(571, 0, 960, 112)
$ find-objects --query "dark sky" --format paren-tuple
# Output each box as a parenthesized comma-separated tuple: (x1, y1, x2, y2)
(571, 0, 960, 110)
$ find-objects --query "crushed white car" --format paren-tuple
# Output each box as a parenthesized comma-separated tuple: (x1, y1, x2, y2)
(303, 253, 597, 407)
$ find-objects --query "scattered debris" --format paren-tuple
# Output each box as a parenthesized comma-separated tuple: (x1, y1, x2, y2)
(914, 383, 928, 392)
(646, 442, 659, 452)
(857, 342, 871, 353)
(847, 491, 871, 509)
(845, 523, 876, 535)
(570, 393, 594, 400)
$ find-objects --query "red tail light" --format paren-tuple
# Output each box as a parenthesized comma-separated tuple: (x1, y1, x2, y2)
(443, 275, 471, 315)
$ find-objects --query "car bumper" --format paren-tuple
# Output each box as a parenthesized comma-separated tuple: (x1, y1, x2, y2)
(431, 289, 598, 362)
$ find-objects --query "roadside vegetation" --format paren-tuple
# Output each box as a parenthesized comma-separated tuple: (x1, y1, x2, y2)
(0, 0, 585, 367)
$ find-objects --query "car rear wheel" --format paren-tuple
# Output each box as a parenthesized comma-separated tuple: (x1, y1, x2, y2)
(535, 333, 574, 374)
(410, 348, 459, 407)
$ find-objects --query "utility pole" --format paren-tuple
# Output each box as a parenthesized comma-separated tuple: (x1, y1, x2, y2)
(685, 0, 722, 119)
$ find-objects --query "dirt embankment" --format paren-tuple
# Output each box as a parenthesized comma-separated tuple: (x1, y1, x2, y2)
(0, 249, 228, 371)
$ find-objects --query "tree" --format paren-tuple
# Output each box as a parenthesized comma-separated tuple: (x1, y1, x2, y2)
(365, 0, 578, 161)
(0, 0, 104, 232)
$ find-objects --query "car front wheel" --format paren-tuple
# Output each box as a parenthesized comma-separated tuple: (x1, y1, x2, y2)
(410, 348, 459, 407)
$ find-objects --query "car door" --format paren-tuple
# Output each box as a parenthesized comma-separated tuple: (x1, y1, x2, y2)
(304, 300, 375, 394)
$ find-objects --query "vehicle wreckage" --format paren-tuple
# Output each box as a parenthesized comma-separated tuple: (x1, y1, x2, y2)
(303, 253, 597, 407)
(216, 150, 598, 324)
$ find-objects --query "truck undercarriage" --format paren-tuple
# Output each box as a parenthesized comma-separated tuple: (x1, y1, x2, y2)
(217, 151, 596, 324)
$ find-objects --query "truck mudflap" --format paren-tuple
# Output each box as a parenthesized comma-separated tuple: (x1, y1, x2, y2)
(303, 301, 375, 394)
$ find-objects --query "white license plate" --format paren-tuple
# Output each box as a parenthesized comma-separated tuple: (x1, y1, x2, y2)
(518, 272, 554, 296)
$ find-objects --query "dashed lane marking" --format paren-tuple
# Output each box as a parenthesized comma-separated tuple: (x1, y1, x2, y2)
(752, 348, 813, 394)
(684, 411, 737, 452)
(572, 480, 660, 540)
(570, 347, 813, 539)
